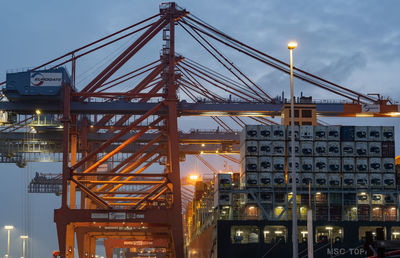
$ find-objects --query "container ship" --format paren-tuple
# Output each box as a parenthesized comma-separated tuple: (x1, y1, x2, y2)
(184, 125, 398, 258)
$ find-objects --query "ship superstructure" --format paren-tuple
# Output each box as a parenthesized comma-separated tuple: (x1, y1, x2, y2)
(185, 125, 398, 258)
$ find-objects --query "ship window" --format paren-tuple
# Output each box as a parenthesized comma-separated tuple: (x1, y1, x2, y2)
(245, 205, 259, 219)
(385, 206, 397, 221)
(302, 110, 312, 118)
(289, 110, 299, 118)
(263, 225, 287, 244)
(231, 226, 259, 244)
(359, 226, 386, 241)
(391, 227, 400, 240)
(343, 206, 357, 221)
(298, 226, 308, 243)
(315, 226, 343, 243)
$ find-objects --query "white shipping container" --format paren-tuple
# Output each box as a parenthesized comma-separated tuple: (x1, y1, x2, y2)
(259, 125, 272, 140)
(328, 174, 341, 187)
(382, 126, 394, 141)
(300, 141, 313, 156)
(245, 157, 258, 172)
(287, 173, 300, 185)
(314, 141, 327, 156)
(356, 174, 369, 187)
(246, 192, 258, 203)
(327, 158, 341, 173)
(355, 126, 368, 141)
(341, 142, 355, 157)
(315, 174, 328, 187)
(272, 141, 285, 156)
(327, 141, 340, 156)
(288, 141, 300, 155)
(343, 174, 355, 187)
(368, 126, 381, 141)
(327, 126, 340, 141)
(368, 142, 381, 157)
(273, 157, 285, 172)
(342, 158, 355, 172)
(301, 173, 314, 186)
(273, 173, 285, 185)
(287, 125, 299, 140)
(259, 141, 273, 156)
(371, 194, 384, 205)
(356, 158, 368, 173)
(301, 157, 313, 172)
(216, 192, 232, 206)
(259, 157, 273, 172)
(369, 158, 381, 173)
(314, 157, 328, 172)
(260, 192, 273, 203)
(288, 157, 300, 172)
(245, 173, 259, 187)
(370, 174, 382, 187)
(215, 173, 232, 191)
(300, 125, 314, 141)
(240, 140, 258, 157)
(259, 173, 272, 186)
(382, 158, 395, 172)
(355, 142, 368, 156)
(383, 174, 396, 188)
(384, 193, 396, 204)
(357, 192, 369, 205)
(314, 126, 327, 141)
(240, 125, 259, 141)
(271, 125, 286, 140)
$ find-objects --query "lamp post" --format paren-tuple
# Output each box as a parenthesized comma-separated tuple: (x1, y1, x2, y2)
(4, 225, 14, 258)
(326, 226, 333, 258)
(20, 235, 28, 258)
(288, 41, 298, 258)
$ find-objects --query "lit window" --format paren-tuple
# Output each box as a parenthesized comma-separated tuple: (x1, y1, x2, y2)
(264, 225, 287, 244)
(231, 226, 259, 244)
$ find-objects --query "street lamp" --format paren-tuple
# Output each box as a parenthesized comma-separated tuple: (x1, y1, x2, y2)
(20, 235, 28, 258)
(4, 225, 14, 258)
(288, 41, 298, 258)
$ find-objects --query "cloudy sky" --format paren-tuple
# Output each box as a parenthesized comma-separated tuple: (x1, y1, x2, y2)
(0, 0, 399, 257)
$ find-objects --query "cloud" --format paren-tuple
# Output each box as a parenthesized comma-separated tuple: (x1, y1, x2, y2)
(315, 52, 367, 83)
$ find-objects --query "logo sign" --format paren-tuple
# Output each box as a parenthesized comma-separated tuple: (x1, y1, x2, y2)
(362, 104, 380, 113)
(123, 240, 154, 246)
(91, 213, 108, 219)
(127, 213, 145, 219)
(30, 72, 62, 87)
(109, 212, 126, 220)
(327, 248, 366, 256)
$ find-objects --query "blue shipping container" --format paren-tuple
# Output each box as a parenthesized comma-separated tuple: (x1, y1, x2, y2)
(340, 126, 355, 141)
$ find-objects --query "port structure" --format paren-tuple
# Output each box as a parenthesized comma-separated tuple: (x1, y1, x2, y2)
(0, 2, 400, 258)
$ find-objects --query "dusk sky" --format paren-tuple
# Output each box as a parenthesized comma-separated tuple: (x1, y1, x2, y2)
(0, 0, 399, 257)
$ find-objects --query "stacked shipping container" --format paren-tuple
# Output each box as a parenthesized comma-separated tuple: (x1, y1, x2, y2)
(239, 125, 396, 189)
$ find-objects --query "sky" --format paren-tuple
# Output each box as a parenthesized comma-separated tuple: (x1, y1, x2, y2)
(0, 0, 400, 257)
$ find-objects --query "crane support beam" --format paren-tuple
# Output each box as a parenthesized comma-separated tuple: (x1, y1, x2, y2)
(0, 101, 398, 117)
